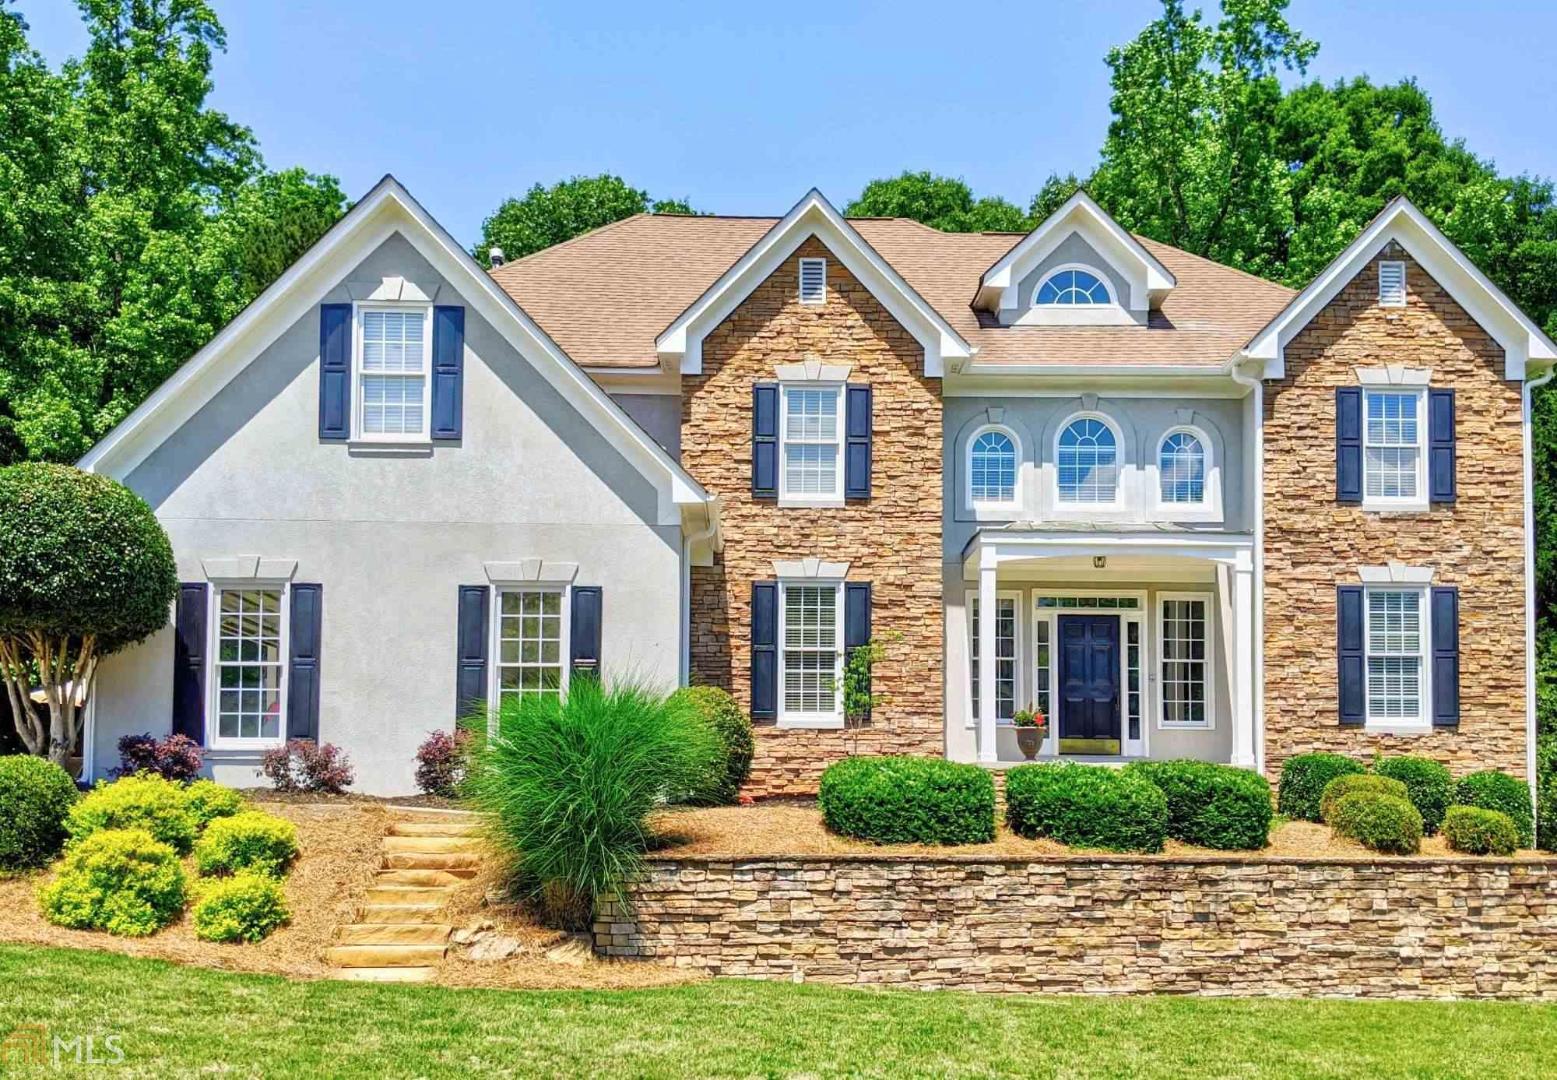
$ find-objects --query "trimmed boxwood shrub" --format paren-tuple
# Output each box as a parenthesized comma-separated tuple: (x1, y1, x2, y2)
(1329, 792, 1423, 855)
(1454, 771, 1533, 848)
(1124, 760, 1272, 850)
(65, 774, 198, 854)
(194, 812, 299, 878)
(184, 780, 244, 829)
(0, 755, 78, 870)
(1373, 756, 1453, 835)
(1318, 773, 1409, 825)
(191, 872, 290, 943)
(819, 756, 995, 846)
(1276, 753, 1366, 822)
(1538, 735, 1557, 852)
(38, 828, 187, 936)
(672, 686, 755, 806)
(1005, 763, 1168, 853)
(1442, 805, 1520, 856)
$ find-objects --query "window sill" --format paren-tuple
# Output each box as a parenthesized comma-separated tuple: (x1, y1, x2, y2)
(1158, 722, 1215, 732)
(778, 496, 845, 509)
(204, 742, 284, 757)
(1360, 501, 1430, 515)
(1363, 722, 1433, 736)
(346, 440, 435, 457)
(777, 716, 845, 730)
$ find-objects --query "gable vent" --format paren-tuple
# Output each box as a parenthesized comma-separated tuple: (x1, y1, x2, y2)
(1378, 261, 1406, 307)
(799, 258, 826, 305)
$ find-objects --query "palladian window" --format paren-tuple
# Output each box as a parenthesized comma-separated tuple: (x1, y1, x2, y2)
(1057, 418, 1119, 503)
(1035, 268, 1110, 305)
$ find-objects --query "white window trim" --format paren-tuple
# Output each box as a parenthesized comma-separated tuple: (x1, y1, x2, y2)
(206, 581, 290, 751)
(1052, 411, 1126, 511)
(488, 584, 571, 721)
(778, 382, 845, 507)
(965, 589, 1024, 729)
(1378, 260, 1407, 307)
(798, 257, 827, 305)
(1362, 584, 1433, 732)
(1361, 386, 1430, 512)
(1029, 590, 1150, 758)
(1152, 425, 1221, 520)
(1157, 591, 1214, 731)
(1031, 262, 1116, 307)
(352, 301, 433, 444)
(965, 424, 1022, 510)
(777, 578, 844, 729)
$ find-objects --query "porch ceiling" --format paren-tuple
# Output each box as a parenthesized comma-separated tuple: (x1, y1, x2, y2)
(961, 525, 1253, 579)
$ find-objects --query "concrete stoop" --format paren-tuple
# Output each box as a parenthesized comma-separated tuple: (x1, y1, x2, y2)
(325, 808, 485, 983)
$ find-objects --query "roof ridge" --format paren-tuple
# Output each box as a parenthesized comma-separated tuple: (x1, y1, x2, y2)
(493, 212, 654, 273)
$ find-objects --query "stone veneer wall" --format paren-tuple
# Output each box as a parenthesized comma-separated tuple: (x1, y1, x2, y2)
(595, 855, 1557, 999)
(684, 237, 944, 797)
(1263, 241, 1528, 779)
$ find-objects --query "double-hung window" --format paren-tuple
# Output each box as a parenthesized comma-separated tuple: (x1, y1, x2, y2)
(779, 581, 842, 725)
(1362, 389, 1426, 507)
(1365, 588, 1426, 725)
(212, 587, 286, 747)
(969, 594, 1017, 723)
(356, 305, 431, 440)
(779, 385, 844, 502)
(1159, 596, 1210, 728)
(494, 588, 566, 705)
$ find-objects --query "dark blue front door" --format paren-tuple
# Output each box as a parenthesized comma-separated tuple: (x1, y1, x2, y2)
(1058, 615, 1120, 745)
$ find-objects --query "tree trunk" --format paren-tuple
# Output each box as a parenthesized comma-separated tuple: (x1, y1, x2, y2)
(3, 632, 98, 768)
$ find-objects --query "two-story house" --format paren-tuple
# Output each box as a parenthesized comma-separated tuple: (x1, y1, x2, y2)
(78, 177, 1553, 799)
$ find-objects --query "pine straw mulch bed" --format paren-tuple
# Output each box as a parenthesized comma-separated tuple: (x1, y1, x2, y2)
(0, 801, 386, 979)
(647, 801, 1550, 861)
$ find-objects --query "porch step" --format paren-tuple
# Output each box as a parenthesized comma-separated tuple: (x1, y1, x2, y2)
(333, 966, 437, 983)
(382, 851, 483, 871)
(324, 943, 448, 968)
(336, 923, 453, 946)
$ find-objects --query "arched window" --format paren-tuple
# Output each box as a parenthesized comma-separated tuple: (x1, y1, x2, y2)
(1057, 417, 1118, 503)
(1035, 267, 1111, 306)
(969, 428, 1017, 504)
(1159, 430, 1206, 504)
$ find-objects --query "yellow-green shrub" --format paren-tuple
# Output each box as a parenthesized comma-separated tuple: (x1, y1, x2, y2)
(191, 873, 290, 943)
(65, 774, 197, 853)
(184, 779, 244, 829)
(193, 812, 299, 878)
(38, 828, 187, 936)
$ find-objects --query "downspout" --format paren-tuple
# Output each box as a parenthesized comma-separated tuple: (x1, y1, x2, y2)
(1228, 357, 1266, 775)
(680, 500, 721, 686)
(1523, 365, 1554, 820)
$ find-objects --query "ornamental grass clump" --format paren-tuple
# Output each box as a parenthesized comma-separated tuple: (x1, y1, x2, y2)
(463, 677, 720, 930)
(818, 757, 995, 846)
(65, 774, 198, 854)
(1372, 756, 1454, 835)
(1329, 791, 1423, 855)
(1453, 771, 1533, 847)
(1318, 773, 1409, 825)
(1005, 763, 1167, 853)
(39, 828, 187, 937)
(1276, 752, 1366, 822)
(191, 873, 290, 943)
(0, 755, 78, 870)
(1124, 760, 1272, 850)
(1441, 805, 1520, 856)
(194, 812, 299, 878)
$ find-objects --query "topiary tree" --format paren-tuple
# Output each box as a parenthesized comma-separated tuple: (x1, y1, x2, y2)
(0, 465, 177, 767)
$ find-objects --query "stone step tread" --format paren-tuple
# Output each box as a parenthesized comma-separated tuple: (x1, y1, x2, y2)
(374, 868, 474, 887)
(382, 836, 486, 854)
(382, 852, 482, 871)
(363, 885, 460, 906)
(357, 903, 448, 924)
(325, 944, 448, 968)
(388, 821, 485, 837)
(337, 923, 453, 946)
(332, 966, 437, 983)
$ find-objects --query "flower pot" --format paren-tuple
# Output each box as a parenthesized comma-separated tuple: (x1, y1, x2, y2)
(1015, 727, 1042, 760)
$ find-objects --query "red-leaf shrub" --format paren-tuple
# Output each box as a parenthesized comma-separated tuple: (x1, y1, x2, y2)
(259, 739, 354, 795)
(113, 733, 203, 782)
(414, 729, 473, 797)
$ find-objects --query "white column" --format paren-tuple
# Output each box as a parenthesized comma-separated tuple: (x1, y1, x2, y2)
(977, 552, 999, 764)
(1230, 548, 1256, 769)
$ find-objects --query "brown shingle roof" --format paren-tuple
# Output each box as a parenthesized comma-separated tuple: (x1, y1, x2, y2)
(489, 213, 1295, 370)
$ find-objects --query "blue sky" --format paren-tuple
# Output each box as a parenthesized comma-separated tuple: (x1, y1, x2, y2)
(16, 1, 1557, 248)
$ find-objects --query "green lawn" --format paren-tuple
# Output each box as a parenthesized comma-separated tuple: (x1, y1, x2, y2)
(1, 945, 1554, 1078)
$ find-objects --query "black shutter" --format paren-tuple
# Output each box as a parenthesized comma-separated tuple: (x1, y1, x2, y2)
(172, 583, 208, 744)
(750, 581, 778, 721)
(1337, 585, 1365, 726)
(287, 584, 323, 740)
(318, 304, 352, 440)
(431, 306, 465, 440)
(455, 585, 489, 722)
(1429, 388, 1456, 503)
(844, 582, 872, 719)
(752, 383, 779, 498)
(845, 385, 872, 499)
(1432, 586, 1460, 727)
(570, 586, 603, 681)
(1336, 387, 1362, 503)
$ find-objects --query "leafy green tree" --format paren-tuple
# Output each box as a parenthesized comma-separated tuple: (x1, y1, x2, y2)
(476, 174, 697, 262)
(1028, 173, 1087, 222)
(845, 171, 1030, 232)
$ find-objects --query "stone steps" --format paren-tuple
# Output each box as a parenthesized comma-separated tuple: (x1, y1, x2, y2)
(327, 809, 486, 983)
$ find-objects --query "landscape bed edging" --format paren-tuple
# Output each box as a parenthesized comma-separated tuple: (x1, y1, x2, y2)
(594, 853, 1557, 999)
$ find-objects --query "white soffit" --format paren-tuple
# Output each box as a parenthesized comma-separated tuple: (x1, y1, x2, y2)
(976, 191, 1176, 314)
(1244, 196, 1557, 380)
(656, 188, 973, 378)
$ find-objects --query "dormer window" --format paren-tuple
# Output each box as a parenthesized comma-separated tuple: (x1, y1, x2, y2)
(1034, 267, 1112, 306)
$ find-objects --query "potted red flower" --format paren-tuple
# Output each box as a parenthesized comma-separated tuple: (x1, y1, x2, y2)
(1012, 707, 1048, 760)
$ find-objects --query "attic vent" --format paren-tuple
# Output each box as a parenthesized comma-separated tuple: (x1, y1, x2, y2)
(799, 258, 826, 305)
(1378, 261, 1405, 307)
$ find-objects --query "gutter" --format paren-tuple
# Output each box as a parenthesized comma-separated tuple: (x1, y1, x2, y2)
(1524, 365, 1555, 821)
(1228, 358, 1266, 775)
